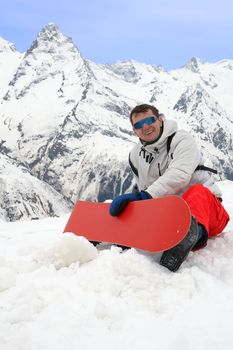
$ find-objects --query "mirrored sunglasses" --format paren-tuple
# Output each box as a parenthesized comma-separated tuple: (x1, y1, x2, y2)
(133, 116, 157, 129)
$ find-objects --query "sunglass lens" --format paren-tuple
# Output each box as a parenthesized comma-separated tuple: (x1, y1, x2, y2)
(134, 116, 156, 129)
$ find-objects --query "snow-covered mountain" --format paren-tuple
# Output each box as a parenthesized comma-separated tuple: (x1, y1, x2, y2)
(0, 23, 232, 221)
(0, 153, 72, 221)
(0, 37, 23, 100)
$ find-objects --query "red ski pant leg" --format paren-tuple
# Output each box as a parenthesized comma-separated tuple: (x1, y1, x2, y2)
(182, 184, 230, 237)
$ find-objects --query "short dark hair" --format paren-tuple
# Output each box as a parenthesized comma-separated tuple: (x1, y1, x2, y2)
(130, 104, 160, 124)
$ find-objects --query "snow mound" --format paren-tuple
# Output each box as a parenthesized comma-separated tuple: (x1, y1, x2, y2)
(0, 267, 16, 292)
(33, 232, 98, 268)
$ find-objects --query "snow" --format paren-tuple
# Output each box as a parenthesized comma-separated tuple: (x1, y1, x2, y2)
(0, 181, 232, 350)
(0, 38, 23, 100)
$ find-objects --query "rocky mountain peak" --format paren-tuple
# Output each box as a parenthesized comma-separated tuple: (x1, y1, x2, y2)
(106, 59, 163, 84)
(0, 37, 17, 53)
(3, 22, 90, 103)
(185, 57, 202, 73)
(36, 22, 71, 46)
(39, 22, 61, 39)
(25, 22, 79, 57)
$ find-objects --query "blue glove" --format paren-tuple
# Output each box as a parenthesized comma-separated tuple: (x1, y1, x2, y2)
(109, 191, 151, 217)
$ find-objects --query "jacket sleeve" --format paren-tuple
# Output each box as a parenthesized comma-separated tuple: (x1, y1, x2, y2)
(146, 132, 201, 198)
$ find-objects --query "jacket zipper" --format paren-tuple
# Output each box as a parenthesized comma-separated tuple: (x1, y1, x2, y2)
(158, 163, 161, 176)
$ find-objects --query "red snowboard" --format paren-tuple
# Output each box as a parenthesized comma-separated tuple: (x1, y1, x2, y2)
(64, 196, 191, 252)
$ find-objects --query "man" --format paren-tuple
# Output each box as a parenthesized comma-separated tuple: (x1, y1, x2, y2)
(109, 104, 230, 272)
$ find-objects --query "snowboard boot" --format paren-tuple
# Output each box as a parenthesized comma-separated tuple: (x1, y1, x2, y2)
(160, 216, 199, 272)
(192, 223, 208, 251)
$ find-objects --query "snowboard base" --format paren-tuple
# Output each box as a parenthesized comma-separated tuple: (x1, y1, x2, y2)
(64, 196, 191, 252)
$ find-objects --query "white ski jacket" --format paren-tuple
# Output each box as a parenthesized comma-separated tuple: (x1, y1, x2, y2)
(129, 119, 222, 198)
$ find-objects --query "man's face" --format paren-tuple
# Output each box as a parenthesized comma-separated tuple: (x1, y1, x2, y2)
(131, 109, 163, 142)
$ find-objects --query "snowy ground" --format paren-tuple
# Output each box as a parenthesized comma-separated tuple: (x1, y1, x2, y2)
(0, 181, 233, 350)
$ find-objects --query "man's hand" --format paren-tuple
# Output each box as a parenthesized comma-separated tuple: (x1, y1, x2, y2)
(109, 191, 151, 217)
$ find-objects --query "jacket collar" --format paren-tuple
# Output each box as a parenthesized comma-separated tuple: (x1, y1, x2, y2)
(140, 122, 164, 147)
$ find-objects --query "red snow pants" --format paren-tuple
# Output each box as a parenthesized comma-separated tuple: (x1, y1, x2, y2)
(182, 184, 230, 237)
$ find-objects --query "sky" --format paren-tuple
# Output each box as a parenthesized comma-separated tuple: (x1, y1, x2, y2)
(0, 0, 233, 70)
